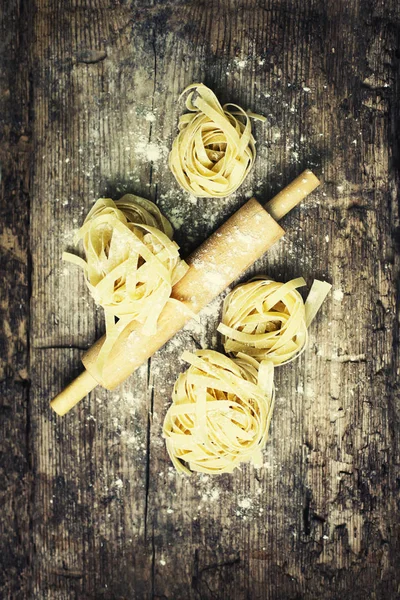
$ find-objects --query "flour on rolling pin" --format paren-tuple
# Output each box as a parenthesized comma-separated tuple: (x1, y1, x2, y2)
(190, 225, 266, 293)
(172, 199, 284, 312)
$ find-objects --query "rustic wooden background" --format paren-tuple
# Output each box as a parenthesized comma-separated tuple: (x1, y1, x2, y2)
(1, 1, 400, 598)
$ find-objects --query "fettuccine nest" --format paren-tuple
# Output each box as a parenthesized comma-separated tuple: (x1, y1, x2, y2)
(218, 277, 332, 365)
(163, 350, 275, 474)
(64, 194, 188, 371)
(169, 83, 265, 198)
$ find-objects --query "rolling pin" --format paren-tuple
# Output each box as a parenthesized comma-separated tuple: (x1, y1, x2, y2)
(51, 170, 320, 415)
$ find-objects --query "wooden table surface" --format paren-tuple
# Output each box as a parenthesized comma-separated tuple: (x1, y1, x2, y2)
(1, 1, 400, 599)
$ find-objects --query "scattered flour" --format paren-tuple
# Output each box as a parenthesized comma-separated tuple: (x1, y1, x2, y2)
(210, 489, 220, 501)
(333, 289, 344, 302)
(234, 58, 247, 69)
(134, 137, 168, 162)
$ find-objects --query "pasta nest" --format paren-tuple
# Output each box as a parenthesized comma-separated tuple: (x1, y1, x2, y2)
(163, 350, 275, 474)
(64, 194, 188, 371)
(218, 277, 309, 366)
(169, 83, 265, 198)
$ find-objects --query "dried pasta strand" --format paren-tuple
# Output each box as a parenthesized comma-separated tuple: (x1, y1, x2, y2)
(168, 83, 265, 198)
(218, 277, 331, 366)
(304, 279, 332, 327)
(163, 350, 275, 475)
(63, 194, 188, 372)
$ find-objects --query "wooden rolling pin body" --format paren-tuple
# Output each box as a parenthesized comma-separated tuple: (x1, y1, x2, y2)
(51, 170, 320, 415)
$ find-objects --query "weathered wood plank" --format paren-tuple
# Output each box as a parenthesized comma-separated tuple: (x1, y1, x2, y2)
(0, 1, 33, 598)
(146, 3, 400, 599)
(24, 0, 400, 598)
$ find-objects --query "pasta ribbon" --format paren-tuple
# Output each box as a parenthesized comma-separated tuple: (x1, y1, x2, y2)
(218, 277, 331, 366)
(168, 83, 265, 198)
(163, 350, 275, 475)
(63, 194, 188, 372)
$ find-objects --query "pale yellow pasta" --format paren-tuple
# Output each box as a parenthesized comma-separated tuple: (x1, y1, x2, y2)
(163, 350, 275, 475)
(218, 277, 331, 366)
(63, 194, 188, 371)
(168, 83, 265, 198)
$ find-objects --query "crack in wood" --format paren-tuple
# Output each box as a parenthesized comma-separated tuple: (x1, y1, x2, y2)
(192, 550, 241, 596)
(144, 368, 154, 545)
(33, 344, 89, 351)
(189, 334, 202, 349)
(303, 489, 312, 537)
(326, 354, 367, 363)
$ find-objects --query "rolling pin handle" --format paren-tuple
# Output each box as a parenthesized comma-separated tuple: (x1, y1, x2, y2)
(50, 369, 98, 416)
(265, 169, 320, 221)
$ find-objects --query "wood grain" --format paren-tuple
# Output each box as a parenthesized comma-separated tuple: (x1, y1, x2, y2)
(0, 2, 33, 598)
(1, 0, 400, 598)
